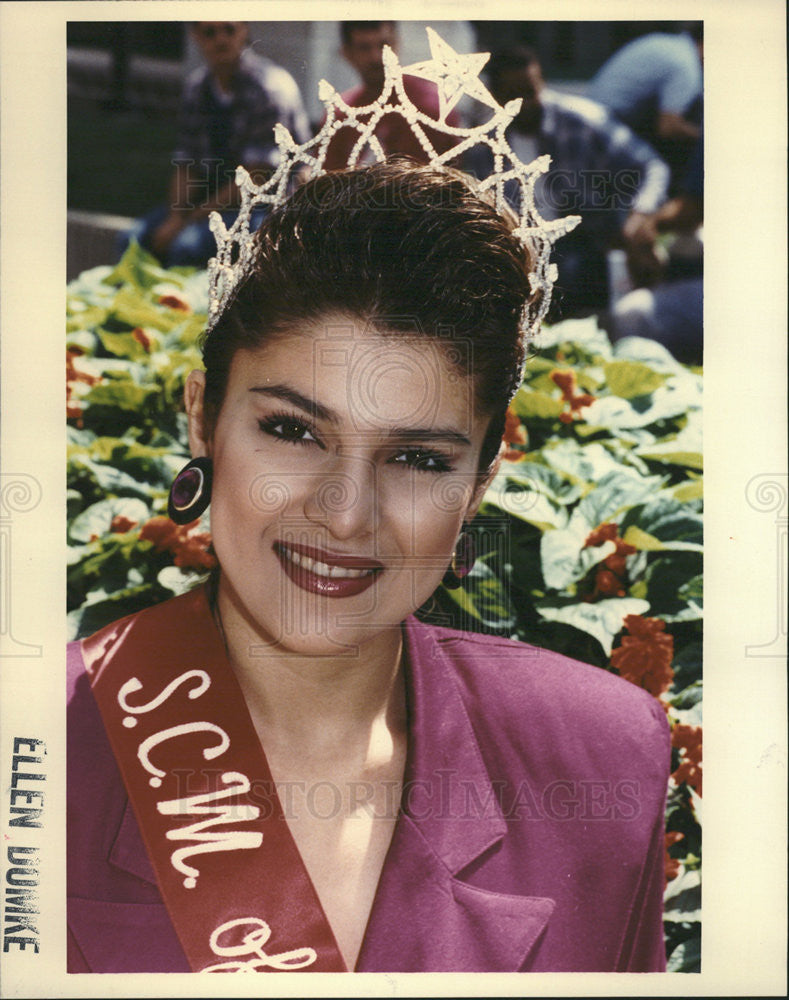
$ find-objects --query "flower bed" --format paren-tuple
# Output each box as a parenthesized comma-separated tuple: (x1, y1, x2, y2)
(67, 243, 702, 970)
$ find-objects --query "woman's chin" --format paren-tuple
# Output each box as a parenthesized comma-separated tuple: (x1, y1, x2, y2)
(217, 575, 403, 658)
(268, 622, 402, 659)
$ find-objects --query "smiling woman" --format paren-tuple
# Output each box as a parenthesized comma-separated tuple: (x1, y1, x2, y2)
(66, 35, 671, 977)
(186, 162, 529, 671)
(190, 315, 487, 656)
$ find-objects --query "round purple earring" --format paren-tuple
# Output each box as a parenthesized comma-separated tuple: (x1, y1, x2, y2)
(167, 457, 213, 524)
(442, 526, 476, 590)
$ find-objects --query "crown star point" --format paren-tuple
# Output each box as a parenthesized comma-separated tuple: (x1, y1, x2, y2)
(382, 45, 398, 71)
(504, 97, 523, 118)
(403, 31, 498, 121)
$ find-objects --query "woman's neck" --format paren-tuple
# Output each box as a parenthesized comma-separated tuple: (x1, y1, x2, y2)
(213, 579, 407, 761)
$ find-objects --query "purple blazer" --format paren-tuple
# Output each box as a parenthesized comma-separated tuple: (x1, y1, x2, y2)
(67, 598, 670, 973)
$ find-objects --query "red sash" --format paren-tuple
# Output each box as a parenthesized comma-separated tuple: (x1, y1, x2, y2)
(82, 586, 347, 972)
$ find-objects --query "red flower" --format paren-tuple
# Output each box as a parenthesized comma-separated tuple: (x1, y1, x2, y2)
(551, 369, 595, 422)
(67, 347, 101, 425)
(158, 293, 191, 312)
(132, 327, 152, 352)
(605, 553, 628, 577)
(611, 614, 674, 698)
(672, 723, 703, 796)
(139, 515, 178, 549)
(593, 568, 625, 597)
(585, 523, 618, 547)
(501, 405, 528, 461)
(110, 515, 138, 533)
(582, 523, 637, 602)
(665, 830, 685, 883)
(139, 516, 217, 571)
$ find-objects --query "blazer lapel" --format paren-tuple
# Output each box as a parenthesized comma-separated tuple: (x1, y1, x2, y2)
(109, 798, 158, 884)
(356, 618, 555, 972)
(69, 801, 189, 972)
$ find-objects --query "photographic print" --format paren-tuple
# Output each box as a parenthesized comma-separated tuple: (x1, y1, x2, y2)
(0, 1, 785, 996)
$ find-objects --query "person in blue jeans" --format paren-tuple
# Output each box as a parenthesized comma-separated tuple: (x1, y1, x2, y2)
(122, 21, 309, 268)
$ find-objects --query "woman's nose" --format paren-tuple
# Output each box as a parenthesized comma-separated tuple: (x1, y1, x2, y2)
(303, 453, 376, 540)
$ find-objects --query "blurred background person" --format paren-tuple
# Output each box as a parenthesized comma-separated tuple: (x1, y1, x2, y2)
(322, 21, 461, 169)
(472, 45, 670, 320)
(590, 24, 703, 192)
(607, 133, 703, 365)
(122, 21, 309, 268)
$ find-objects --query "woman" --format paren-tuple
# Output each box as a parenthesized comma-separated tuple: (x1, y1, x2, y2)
(67, 160, 670, 974)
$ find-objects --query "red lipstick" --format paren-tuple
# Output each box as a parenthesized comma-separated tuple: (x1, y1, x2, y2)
(274, 542, 383, 598)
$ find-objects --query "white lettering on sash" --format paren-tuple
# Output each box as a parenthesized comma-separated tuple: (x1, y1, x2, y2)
(157, 772, 264, 888)
(113, 671, 266, 889)
(138, 722, 230, 789)
(118, 670, 211, 728)
(200, 917, 317, 972)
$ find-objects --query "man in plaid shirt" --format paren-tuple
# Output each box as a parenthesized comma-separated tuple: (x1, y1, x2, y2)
(471, 45, 670, 320)
(128, 22, 309, 268)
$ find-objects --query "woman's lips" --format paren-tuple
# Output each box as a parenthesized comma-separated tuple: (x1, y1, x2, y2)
(274, 542, 383, 598)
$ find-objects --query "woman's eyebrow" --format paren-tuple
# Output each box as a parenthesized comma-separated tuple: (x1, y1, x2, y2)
(250, 385, 472, 445)
(249, 384, 338, 423)
(386, 427, 472, 447)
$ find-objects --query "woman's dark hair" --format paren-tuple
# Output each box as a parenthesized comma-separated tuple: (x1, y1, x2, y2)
(201, 158, 536, 472)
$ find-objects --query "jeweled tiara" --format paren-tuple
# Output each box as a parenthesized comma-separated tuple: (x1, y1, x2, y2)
(207, 27, 580, 338)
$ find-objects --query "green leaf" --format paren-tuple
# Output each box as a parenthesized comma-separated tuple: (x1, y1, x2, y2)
(162, 313, 206, 347)
(440, 559, 516, 632)
(664, 867, 701, 922)
(670, 680, 703, 710)
(540, 528, 615, 590)
(622, 525, 666, 551)
(536, 596, 650, 656)
(661, 603, 703, 623)
(678, 574, 703, 604)
(584, 374, 701, 430)
(158, 566, 209, 595)
(68, 583, 168, 640)
(541, 442, 664, 504)
(665, 933, 701, 972)
(639, 449, 703, 470)
(82, 377, 158, 414)
(68, 497, 150, 543)
(482, 477, 568, 530)
(643, 552, 704, 617)
(532, 316, 613, 357)
(109, 286, 183, 332)
(69, 455, 161, 502)
(504, 461, 585, 506)
(622, 496, 703, 546)
(574, 470, 665, 530)
(673, 477, 704, 502)
(514, 388, 565, 420)
(671, 640, 703, 687)
(603, 360, 667, 399)
(103, 240, 185, 292)
(96, 327, 159, 360)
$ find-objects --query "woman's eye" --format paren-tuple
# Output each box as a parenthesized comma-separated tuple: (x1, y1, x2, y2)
(259, 415, 320, 446)
(391, 449, 453, 473)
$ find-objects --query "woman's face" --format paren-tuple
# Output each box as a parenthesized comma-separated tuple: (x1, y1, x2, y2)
(187, 314, 494, 657)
